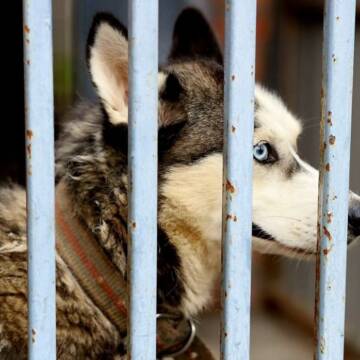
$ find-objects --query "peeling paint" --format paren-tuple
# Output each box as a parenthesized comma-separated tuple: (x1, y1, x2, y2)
(31, 328, 36, 343)
(225, 180, 235, 194)
(226, 214, 237, 222)
(26, 129, 33, 140)
(327, 111, 332, 126)
(329, 134, 336, 145)
(326, 212, 333, 224)
(27, 144, 32, 158)
(323, 226, 332, 241)
(320, 337, 325, 354)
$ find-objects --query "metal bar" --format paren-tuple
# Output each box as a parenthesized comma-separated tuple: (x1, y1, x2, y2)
(221, 1, 257, 359)
(23, 0, 56, 359)
(315, 1, 356, 359)
(127, 1, 159, 359)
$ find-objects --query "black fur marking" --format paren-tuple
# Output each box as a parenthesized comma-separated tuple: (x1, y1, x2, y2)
(102, 117, 128, 155)
(158, 121, 187, 155)
(252, 223, 275, 241)
(157, 227, 184, 307)
(102, 116, 187, 160)
(169, 8, 223, 65)
(86, 12, 128, 66)
(161, 73, 184, 103)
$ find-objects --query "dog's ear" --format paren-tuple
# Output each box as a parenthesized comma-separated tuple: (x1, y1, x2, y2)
(169, 8, 223, 65)
(87, 13, 128, 125)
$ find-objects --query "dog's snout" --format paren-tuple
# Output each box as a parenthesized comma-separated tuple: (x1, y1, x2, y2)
(348, 204, 360, 237)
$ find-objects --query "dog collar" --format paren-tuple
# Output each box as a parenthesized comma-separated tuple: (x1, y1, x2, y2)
(55, 180, 210, 358)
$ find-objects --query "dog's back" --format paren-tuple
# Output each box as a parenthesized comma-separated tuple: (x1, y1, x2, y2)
(0, 186, 28, 358)
(0, 184, 127, 359)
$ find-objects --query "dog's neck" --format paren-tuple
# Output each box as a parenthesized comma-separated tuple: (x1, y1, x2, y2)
(60, 176, 188, 314)
(55, 180, 204, 357)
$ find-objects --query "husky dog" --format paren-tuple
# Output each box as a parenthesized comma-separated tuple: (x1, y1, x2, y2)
(0, 8, 359, 360)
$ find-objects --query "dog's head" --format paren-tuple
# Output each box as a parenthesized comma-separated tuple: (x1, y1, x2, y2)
(59, 9, 359, 273)
(83, 9, 360, 254)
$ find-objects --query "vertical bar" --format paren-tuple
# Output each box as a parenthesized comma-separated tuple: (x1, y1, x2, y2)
(127, 1, 158, 359)
(23, 0, 56, 359)
(315, 1, 356, 359)
(221, 1, 256, 359)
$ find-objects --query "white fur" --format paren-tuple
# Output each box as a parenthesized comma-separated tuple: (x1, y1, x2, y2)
(160, 85, 360, 314)
(89, 21, 169, 126)
(89, 22, 129, 124)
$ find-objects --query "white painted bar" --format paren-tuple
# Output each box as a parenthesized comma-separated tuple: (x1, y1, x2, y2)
(315, 1, 356, 359)
(127, 1, 159, 359)
(23, 0, 56, 358)
(221, 1, 257, 359)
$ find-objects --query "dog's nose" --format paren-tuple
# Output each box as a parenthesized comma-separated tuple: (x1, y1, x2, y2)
(348, 204, 360, 237)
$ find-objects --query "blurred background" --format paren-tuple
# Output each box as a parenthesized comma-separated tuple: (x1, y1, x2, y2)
(4, 1, 360, 359)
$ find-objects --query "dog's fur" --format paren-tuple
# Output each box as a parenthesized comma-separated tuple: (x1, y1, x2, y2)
(0, 8, 359, 359)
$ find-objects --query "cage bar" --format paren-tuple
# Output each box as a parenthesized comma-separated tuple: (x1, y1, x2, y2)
(221, 1, 257, 359)
(315, 1, 356, 359)
(23, 0, 56, 358)
(127, 1, 159, 359)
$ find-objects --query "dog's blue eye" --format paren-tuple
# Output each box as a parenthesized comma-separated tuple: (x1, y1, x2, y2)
(253, 142, 269, 162)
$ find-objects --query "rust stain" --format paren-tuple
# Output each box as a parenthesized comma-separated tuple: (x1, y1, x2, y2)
(27, 144, 32, 158)
(226, 214, 237, 222)
(31, 328, 36, 343)
(231, 126, 236, 133)
(323, 226, 332, 241)
(320, 337, 325, 354)
(327, 111, 332, 126)
(325, 163, 330, 172)
(329, 134, 336, 145)
(26, 130, 33, 140)
(323, 246, 333, 256)
(225, 179, 235, 194)
(326, 212, 333, 224)
(24, 25, 30, 33)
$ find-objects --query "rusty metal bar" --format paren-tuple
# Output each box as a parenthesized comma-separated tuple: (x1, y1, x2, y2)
(221, 1, 257, 359)
(23, 0, 56, 358)
(127, 0, 159, 359)
(315, 1, 356, 359)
